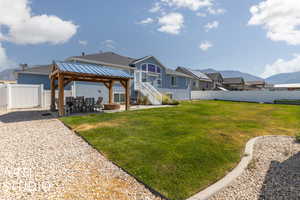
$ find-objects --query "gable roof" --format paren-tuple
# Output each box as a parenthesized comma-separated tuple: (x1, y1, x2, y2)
(176, 67, 212, 82)
(15, 65, 51, 75)
(67, 52, 137, 69)
(206, 72, 223, 81)
(165, 68, 193, 78)
(223, 77, 245, 84)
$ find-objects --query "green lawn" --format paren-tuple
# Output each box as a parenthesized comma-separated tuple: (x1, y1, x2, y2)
(61, 101, 300, 200)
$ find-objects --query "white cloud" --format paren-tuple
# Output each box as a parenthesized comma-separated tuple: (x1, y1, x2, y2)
(199, 41, 213, 51)
(196, 12, 207, 17)
(207, 7, 226, 15)
(149, 2, 162, 13)
(162, 0, 212, 11)
(79, 40, 88, 46)
(0, 0, 78, 45)
(138, 18, 154, 24)
(0, 43, 16, 71)
(158, 12, 184, 34)
(101, 40, 116, 50)
(261, 54, 300, 78)
(249, 0, 300, 45)
(204, 21, 219, 32)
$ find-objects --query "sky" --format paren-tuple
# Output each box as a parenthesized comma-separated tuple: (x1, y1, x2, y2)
(1, 0, 300, 78)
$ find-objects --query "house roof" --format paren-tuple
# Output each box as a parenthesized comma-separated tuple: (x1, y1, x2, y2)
(67, 52, 137, 68)
(165, 68, 193, 78)
(245, 80, 265, 85)
(223, 77, 244, 84)
(15, 65, 51, 75)
(55, 61, 133, 79)
(206, 72, 223, 81)
(176, 67, 212, 82)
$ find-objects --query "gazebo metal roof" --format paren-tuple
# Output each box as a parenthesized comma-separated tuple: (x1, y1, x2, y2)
(56, 61, 133, 79)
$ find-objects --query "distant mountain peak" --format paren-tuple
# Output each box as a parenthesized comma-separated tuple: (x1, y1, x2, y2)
(265, 71, 300, 84)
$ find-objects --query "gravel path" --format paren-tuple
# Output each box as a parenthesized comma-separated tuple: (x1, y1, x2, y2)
(0, 110, 162, 200)
(210, 136, 300, 200)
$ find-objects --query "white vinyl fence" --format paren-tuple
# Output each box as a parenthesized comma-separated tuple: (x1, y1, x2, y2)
(191, 91, 300, 103)
(0, 84, 8, 112)
(0, 84, 72, 110)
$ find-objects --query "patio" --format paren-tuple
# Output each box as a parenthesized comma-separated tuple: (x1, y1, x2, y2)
(50, 61, 133, 116)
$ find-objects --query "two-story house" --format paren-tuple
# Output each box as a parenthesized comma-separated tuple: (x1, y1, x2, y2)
(16, 52, 193, 105)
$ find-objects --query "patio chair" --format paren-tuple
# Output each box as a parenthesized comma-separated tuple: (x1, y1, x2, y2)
(94, 97, 104, 111)
(85, 98, 95, 112)
(66, 97, 75, 113)
(74, 96, 85, 112)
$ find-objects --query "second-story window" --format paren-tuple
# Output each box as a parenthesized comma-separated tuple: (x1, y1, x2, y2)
(171, 76, 177, 87)
(141, 64, 147, 71)
(148, 64, 156, 73)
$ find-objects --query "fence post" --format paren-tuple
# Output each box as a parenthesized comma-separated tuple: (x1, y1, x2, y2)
(40, 84, 44, 109)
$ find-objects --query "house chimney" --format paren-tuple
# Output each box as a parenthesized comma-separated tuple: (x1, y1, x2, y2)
(20, 64, 28, 71)
(82, 52, 85, 56)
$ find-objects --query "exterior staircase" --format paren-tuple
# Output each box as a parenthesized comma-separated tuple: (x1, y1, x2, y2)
(135, 81, 162, 105)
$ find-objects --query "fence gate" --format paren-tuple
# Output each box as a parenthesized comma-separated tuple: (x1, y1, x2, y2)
(7, 84, 43, 109)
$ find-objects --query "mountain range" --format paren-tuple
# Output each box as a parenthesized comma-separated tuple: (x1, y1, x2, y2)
(0, 68, 17, 81)
(1, 67, 300, 84)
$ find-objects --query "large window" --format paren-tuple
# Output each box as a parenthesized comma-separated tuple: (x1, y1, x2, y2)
(171, 76, 177, 87)
(140, 63, 161, 74)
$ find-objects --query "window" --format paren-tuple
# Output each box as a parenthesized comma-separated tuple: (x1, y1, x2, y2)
(141, 64, 147, 71)
(157, 79, 161, 86)
(157, 67, 161, 73)
(193, 80, 196, 87)
(148, 64, 156, 73)
(114, 93, 125, 104)
(171, 76, 176, 87)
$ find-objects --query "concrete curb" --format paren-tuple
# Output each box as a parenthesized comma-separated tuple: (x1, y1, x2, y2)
(186, 136, 264, 200)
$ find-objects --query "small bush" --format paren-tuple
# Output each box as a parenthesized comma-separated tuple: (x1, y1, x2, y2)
(169, 100, 180, 105)
(296, 132, 300, 142)
(162, 95, 172, 105)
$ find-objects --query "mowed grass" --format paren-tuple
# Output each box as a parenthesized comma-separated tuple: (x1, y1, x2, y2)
(61, 101, 300, 200)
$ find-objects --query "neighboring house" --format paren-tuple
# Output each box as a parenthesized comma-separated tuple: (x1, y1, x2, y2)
(273, 83, 300, 91)
(15, 65, 72, 90)
(245, 80, 266, 90)
(16, 52, 193, 104)
(205, 72, 224, 90)
(176, 67, 213, 90)
(223, 77, 245, 91)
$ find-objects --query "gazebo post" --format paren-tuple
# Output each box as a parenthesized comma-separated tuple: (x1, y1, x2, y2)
(108, 80, 114, 104)
(50, 77, 56, 112)
(58, 74, 65, 116)
(125, 79, 131, 110)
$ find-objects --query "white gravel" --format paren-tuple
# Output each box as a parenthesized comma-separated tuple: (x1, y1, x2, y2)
(210, 136, 300, 200)
(0, 110, 162, 200)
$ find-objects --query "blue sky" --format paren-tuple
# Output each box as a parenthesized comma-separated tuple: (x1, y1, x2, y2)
(1, 0, 300, 78)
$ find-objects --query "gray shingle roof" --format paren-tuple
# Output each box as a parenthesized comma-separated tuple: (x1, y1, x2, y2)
(165, 68, 193, 78)
(176, 67, 212, 81)
(15, 65, 51, 75)
(69, 52, 137, 67)
(206, 72, 223, 81)
(223, 77, 244, 84)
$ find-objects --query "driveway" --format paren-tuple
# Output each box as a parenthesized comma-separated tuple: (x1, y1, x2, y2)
(0, 110, 161, 200)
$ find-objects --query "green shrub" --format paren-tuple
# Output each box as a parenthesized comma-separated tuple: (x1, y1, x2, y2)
(169, 100, 180, 105)
(296, 132, 300, 142)
(162, 95, 172, 105)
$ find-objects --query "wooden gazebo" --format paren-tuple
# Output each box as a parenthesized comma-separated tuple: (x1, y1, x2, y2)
(49, 61, 133, 116)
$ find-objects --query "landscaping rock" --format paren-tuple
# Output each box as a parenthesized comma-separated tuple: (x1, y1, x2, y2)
(210, 136, 300, 200)
(0, 110, 162, 200)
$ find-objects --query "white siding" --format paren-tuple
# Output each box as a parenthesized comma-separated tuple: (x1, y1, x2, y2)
(191, 91, 300, 103)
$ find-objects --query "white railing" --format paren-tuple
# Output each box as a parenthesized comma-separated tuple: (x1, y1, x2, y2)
(135, 81, 162, 105)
